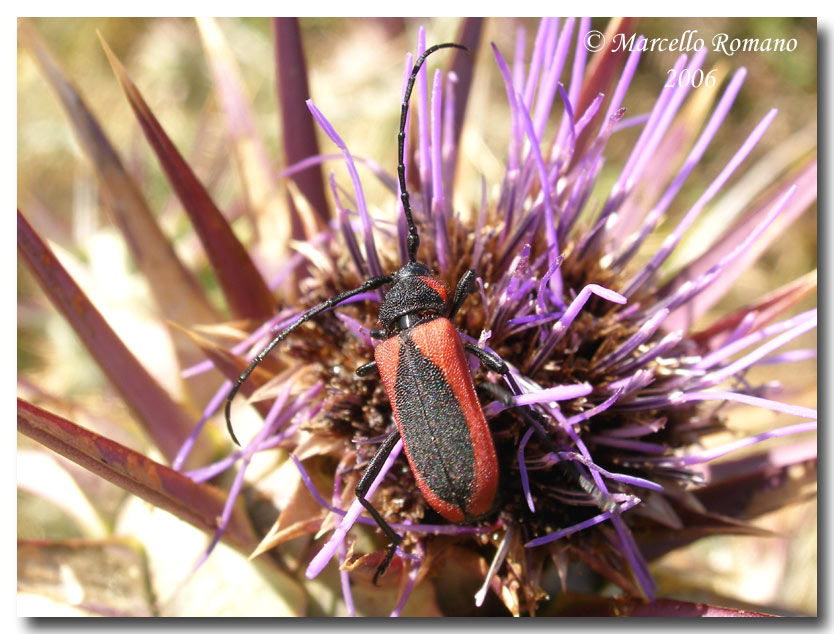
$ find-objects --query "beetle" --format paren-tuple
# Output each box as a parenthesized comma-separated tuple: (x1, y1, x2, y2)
(225, 42, 533, 583)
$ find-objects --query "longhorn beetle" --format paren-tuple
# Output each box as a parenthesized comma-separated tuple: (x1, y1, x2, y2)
(226, 43, 550, 583)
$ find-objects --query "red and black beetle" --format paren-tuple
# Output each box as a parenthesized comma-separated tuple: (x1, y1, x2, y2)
(226, 43, 530, 582)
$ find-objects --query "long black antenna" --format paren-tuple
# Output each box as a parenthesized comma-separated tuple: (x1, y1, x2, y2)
(225, 275, 391, 445)
(398, 42, 467, 264)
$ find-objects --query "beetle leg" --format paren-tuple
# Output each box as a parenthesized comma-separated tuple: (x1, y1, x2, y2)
(465, 343, 561, 453)
(470, 351, 609, 509)
(464, 345, 548, 420)
(355, 429, 403, 585)
(476, 381, 553, 442)
(355, 360, 378, 376)
(449, 269, 477, 319)
(463, 342, 508, 375)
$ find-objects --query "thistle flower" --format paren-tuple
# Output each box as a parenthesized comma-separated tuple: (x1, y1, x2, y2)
(18, 18, 816, 617)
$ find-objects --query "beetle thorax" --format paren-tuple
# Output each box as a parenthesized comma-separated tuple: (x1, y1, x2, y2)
(377, 262, 449, 335)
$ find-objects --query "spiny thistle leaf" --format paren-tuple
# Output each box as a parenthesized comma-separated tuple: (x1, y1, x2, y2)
(693, 439, 817, 521)
(444, 17, 482, 151)
(273, 17, 331, 229)
(197, 17, 320, 275)
(18, 19, 220, 383)
(99, 34, 275, 322)
(250, 468, 327, 557)
(17, 398, 258, 555)
(691, 269, 816, 351)
(17, 211, 203, 463)
(178, 325, 283, 420)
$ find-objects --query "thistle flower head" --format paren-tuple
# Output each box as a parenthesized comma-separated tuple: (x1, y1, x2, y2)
(18, 17, 816, 617)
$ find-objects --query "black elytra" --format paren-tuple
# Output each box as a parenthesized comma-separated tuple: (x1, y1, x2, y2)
(393, 335, 475, 510)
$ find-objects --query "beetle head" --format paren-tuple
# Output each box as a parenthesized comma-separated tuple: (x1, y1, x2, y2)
(377, 262, 448, 334)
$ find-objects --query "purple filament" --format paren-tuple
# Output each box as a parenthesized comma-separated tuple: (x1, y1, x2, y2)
(649, 420, 816, 468)
(694, 308, 816, 371)
(528, 283, 626, 374)
(306, 99, 382, 278)
(622, 107, 778, 297)
(614, 68, 748, 265)
(525, 495, 640, 548)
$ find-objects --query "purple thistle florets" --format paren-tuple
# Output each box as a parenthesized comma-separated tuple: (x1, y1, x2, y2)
(182, 18, 816, 616)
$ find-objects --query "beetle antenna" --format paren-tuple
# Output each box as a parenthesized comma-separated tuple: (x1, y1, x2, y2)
(398, 42, 467, 264)
(225, 275, 392, 446)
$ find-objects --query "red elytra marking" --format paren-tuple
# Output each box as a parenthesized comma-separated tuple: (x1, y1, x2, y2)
(418, 276, 448, 303)
(415, 470, 466, 521)
(409, 319, 497, 517)
(374, 319, 497, 521)
(374, 336, 400, 398)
